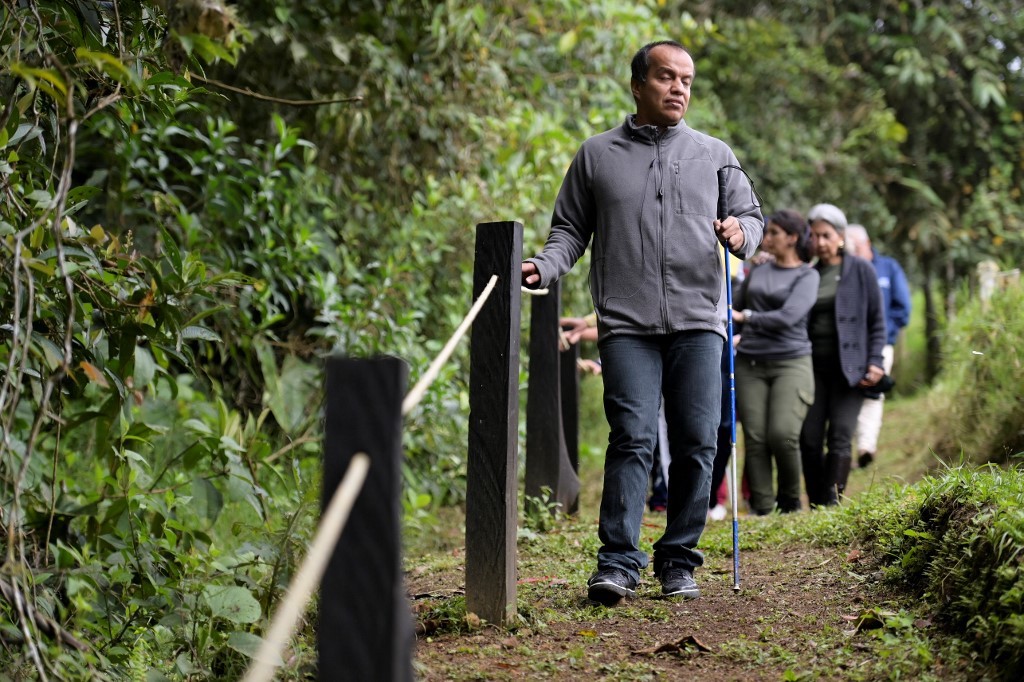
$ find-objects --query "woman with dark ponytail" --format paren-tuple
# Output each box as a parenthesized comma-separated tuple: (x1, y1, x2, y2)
(732, 209, 819, 514)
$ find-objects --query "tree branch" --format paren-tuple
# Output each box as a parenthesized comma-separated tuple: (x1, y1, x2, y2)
(191, 74, 363, 107)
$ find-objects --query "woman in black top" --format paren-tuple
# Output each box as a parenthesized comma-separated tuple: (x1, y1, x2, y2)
(800, 203, 886, 506)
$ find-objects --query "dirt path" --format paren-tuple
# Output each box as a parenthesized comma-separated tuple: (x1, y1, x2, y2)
(407, 398, 979, 680)
(408, 521, 905, 681)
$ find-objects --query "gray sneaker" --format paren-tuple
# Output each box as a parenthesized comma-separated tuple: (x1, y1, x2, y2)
(659, 566, 700, 599)
(587, 568, 637, 605)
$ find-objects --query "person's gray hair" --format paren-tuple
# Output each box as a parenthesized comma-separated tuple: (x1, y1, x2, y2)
(807, 203, 848, 234)
(846, 223, 869, 247)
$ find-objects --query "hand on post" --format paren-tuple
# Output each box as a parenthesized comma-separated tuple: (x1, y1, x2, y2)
(522, 261, 540, 288)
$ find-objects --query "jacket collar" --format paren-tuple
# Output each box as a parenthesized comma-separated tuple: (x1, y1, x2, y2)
(624, 115, 685, 143)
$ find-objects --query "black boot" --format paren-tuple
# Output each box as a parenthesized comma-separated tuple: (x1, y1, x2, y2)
(776, 494, 802, 513)
(835, 456, 853, 500)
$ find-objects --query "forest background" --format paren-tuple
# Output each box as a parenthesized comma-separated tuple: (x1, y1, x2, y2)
(1, 0, 1023, 679)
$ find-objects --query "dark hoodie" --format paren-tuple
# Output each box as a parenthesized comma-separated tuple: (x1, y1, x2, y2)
(527, 116, 763, 340)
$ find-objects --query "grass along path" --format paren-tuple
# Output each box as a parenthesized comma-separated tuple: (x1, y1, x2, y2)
(405, 394, 1003, 681)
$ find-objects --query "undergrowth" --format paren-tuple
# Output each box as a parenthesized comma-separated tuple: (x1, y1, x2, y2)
(932, 283, 1024, 464)
(797, 466, 1024, 677)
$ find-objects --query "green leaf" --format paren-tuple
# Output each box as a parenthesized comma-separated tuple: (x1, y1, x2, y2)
(66, 185, 102, 206)
(36, 246, 101, 270)
(175, 653, 200, 675)
(134, 345, 157, 388)
(30, 333, 64, 370)
(145, 71, 193, 88)
(176, 33, 237, 66)
(558, 30, 578, 54)
(227, 631, 278, 662)
(26, 189, 54, 207)
(9, 63, 68, 103)
(192, 477, 223, 522)
(182, 442, 206, 469)
(76, 48, 141, 89)
(203, 585, 261, 624)
(9, 123, 41, 147)
(181, 326, 222, 342)
(3, 105, 19, 140)
(894, 177, 943, 209)
(264, 355, 319, 435)
(183, 418, 214, 436)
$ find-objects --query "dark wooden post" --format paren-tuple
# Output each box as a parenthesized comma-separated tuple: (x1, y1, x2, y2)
(525, 279, 580, 516)
(559, 331, 581, 515)
(466, 221, 522, 626)
(321, 357, 412, 682)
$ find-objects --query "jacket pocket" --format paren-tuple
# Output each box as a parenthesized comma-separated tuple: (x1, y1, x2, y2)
(672, 160, 715, 216)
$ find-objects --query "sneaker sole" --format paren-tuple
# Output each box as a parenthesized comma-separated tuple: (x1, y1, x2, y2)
(587, 582, 636, 605)
(662, 586, 700, 599)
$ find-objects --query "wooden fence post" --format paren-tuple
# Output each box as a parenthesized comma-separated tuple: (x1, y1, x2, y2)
(525, 279, 580, 516)
(320, 357, 412, 681)
(466, 221, 522, 626)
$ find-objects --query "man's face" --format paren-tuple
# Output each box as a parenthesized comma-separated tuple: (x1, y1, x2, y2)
(632, 45, 694, 128)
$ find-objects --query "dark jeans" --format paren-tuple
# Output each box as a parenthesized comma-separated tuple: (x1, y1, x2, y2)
(800, 354, 864, 506)
(710, 345, 732, 509)
(597, 331, 723, 579)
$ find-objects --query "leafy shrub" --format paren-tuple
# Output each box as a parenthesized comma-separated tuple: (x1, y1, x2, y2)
(802, 468, 1024, 676)
(0, 2, 321, 677)
(878, 468, 1024, 674)
(933, 282, 1024, 463)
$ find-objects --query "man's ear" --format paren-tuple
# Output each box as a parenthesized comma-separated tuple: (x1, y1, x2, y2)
(630, 80, 640, 99)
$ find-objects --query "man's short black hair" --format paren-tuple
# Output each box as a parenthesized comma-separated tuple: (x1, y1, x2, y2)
(630, 40, 687, 83)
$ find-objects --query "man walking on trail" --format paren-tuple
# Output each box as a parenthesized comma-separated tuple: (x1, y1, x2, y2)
(521, 40, 763, 605)
(845, 224, 911, 468)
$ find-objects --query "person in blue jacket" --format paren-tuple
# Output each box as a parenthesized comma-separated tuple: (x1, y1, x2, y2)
(521, 40, 763, 604)
(845, 224, 911, 468)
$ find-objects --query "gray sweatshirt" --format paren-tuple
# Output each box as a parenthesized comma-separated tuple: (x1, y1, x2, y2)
(735, 262, 820, 360)
(526, 116, 763, 340)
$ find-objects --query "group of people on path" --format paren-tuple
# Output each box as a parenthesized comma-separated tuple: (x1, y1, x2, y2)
(521, 39, 909, 607)
(735, 204, 909, 513)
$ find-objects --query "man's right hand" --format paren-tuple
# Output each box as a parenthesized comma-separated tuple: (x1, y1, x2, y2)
(522, 261, 541, 288)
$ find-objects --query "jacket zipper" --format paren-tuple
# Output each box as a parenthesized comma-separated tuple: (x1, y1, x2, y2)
(656, 133, 669, 332)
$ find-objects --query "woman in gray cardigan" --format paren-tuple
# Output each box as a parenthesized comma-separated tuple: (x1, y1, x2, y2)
(732, 209, 819, 515)
(800, 204, 886, 507)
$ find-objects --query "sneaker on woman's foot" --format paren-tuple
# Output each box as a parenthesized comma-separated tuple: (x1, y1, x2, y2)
(707, 504, 727, 521)
(586, 568, 637, 605)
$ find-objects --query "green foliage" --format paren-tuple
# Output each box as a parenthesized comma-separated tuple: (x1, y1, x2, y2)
(782, 464, 1024, 671)
(838, 467, 1024, 675)
(521, 486, 563, 534)
(891, 290, 929, 396)
(691, 13, 901, 227)
(933, 283, 1024, 463)
(3, 0, 1024, 676)
(0, 1, 321, 678)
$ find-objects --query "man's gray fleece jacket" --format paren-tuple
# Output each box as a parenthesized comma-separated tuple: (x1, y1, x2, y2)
(526, 116, 764, 341)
